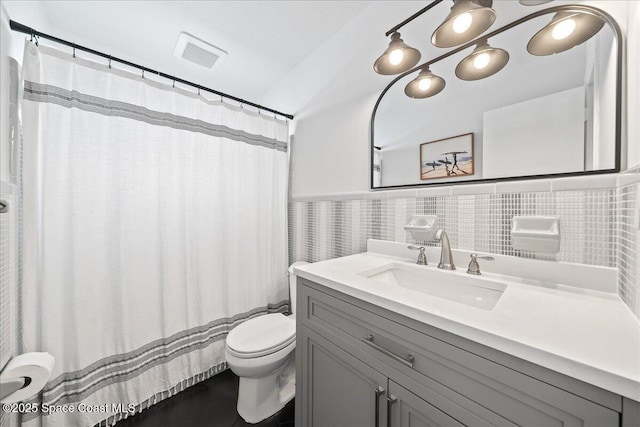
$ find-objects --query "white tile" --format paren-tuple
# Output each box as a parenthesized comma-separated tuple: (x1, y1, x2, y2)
(451, 183, 495, 195)
(394, 198, 407, 243)
(291, 192, 366, 202)
(622, 164, 640, 174)
(550, 174, 618, 192)
(366, 190, 390, 200)
(289, 180, 624, 304)
(327, 192, 367, 201)
(0, 182, 16, 195)
(367, 189, 417, 199)
(495, 179, 551, 194)
(351, 200, 361, 253)
(618, 171, 640, 188)
(386, 189, 418, 199)
(416, 186, 452, 197)
(318, 202, 328, 261)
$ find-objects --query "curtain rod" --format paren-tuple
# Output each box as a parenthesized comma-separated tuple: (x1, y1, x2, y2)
(9, 20, 295, 120)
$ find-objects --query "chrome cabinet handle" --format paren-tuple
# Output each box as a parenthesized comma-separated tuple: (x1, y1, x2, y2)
(387, 394, 398, 427)
(374, 386, 386, 427)
(362, 334, 415, 368)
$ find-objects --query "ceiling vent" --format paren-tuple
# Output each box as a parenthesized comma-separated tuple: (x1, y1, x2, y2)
(174, 32, 227, 71)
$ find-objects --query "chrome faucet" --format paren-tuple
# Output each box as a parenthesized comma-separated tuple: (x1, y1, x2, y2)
(434, 229, 455, 270)
(408, 246, 427, 265)
(467, 253, 495, 275)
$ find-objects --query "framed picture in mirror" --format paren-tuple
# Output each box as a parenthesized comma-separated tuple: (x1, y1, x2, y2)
(420, 133, 473, 181)
(420, 133, 474, 181)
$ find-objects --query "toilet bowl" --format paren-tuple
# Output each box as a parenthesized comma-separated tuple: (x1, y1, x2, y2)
(225, 261, 308, 424)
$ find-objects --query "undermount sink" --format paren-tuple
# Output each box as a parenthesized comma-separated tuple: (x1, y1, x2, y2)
(359, 263, 506, 310)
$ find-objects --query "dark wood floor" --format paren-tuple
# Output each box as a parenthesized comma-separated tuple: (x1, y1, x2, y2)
(116, 370, 294, 427)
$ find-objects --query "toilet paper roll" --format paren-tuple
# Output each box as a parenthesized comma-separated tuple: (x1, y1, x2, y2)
(0, 352, 55, 403)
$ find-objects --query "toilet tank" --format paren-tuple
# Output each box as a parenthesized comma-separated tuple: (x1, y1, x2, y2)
(288, 262, 308, 315)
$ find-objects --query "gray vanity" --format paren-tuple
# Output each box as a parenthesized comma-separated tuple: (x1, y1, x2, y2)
(293, 250, 640, 427)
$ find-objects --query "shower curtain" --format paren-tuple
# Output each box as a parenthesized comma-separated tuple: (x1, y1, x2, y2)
(20, 42, 289, 427)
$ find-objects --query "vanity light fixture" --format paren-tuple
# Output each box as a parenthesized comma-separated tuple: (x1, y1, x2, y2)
(404, 66, 446, 99)
(374, 32, 422, 75)
(455, 40, 509, 80)
(527, 11, 605, 56)
(431, 0, 496, 48)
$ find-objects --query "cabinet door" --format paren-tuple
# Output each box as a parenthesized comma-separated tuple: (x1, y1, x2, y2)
(299, 326, 388, 427)
(388, 380, 464, 427)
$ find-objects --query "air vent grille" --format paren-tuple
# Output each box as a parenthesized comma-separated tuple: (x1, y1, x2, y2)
(174, 32, 227, 71)
(182, 43, 220, 68)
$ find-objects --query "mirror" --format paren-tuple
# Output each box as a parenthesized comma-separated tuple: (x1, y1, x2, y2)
(371, 4, 621, 189)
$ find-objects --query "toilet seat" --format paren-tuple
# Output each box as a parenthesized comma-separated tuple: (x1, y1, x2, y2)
(226, 313, 295, 359)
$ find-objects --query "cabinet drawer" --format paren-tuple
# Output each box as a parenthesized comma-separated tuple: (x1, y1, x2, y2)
(299, 280, 620, 427)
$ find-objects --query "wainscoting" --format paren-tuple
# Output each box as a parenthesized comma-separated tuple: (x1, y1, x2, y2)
(289, 171, 640, 318)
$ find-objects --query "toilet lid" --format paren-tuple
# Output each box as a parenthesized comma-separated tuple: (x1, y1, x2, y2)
(226, 313, 295, 358)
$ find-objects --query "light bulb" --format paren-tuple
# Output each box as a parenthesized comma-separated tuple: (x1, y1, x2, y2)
(452, 12, 473, 34)
(418, 78, 432, 91)
(389, 49, 404, 65)
(552, 18, 576, 40)
(473, 52, 490, 69)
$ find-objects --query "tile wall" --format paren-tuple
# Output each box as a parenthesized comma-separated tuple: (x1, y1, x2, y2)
(289, 173, 640, 318)
(0, 58, 22, 427)
(0, 183, 20, 427)
(617, 174, 640, 316)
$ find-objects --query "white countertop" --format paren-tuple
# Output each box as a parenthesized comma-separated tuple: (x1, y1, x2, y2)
(294, 252, 640, 402)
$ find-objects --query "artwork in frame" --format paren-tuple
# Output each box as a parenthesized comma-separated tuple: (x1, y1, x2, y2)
(420, 133, 474, 180)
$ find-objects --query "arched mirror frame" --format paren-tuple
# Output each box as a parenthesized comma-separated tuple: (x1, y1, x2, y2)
(370, 4, 623, 190)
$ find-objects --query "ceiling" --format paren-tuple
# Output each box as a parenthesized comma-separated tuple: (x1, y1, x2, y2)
(5, 0, 373, 108)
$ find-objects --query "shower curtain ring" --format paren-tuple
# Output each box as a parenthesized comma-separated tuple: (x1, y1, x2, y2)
(108, 56, 112, 69)
(172, 80, 175, 88)
(73, 45, 76, 58)
(141, 70, 144, 79)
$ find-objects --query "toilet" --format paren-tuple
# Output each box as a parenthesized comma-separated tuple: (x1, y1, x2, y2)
(225, 261, 308, 424)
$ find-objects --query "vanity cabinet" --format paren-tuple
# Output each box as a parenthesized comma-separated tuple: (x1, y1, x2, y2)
(388, 379, 464, 427)
(295, 278, 635, 427)
(299, 326, 387, 426)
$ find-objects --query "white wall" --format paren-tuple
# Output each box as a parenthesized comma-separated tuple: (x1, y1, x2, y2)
(1, 5, 13, 182)
(266, 1, 638, 197)
(592, 23, 617, 170)
(626, 1, 640, 169)
(262, 1, 428, 196)
(380, 145, 420, 187)
(483, 87, 585, 179)
(381, 141, 481, 186)
(1, 1, 50, 182)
